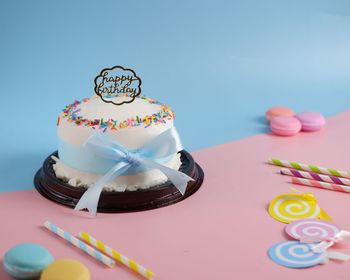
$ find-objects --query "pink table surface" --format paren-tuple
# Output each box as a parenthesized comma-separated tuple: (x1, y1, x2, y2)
(1, 111, 350, 280)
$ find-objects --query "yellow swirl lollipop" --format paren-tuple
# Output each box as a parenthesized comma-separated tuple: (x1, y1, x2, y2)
(268, 193, 332, 224)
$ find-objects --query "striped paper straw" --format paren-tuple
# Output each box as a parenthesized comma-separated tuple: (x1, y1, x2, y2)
(44, 221, 115, 267)
(269, 158, 350, 179)
(291, 177, 350, 193)
(79, 232, 154, 279)
(281, 168, 350, 186)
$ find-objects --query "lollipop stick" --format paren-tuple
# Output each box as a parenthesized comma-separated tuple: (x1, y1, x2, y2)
(281, 168, 350, 186)
(291, 177, 350, 194)
(79, 232, 154, 279)
(269, 158, 350, 179)
(43, 221, 115, 267)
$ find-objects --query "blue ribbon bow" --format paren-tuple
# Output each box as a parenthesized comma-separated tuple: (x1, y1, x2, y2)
(74, 127, 194, 215)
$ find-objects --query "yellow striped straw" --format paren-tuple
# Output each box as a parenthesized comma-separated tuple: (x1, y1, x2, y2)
(79, 232, 154, 279)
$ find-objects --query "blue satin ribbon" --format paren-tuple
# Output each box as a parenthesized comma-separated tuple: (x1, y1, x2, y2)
(58, 139, 173, 175)
(74, 127, 194, 215)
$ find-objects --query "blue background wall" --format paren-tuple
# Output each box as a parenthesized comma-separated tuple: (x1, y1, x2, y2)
(1, 0, 350, 191)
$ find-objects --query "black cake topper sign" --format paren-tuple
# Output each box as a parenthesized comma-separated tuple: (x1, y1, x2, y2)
(94, 65, 142, 105)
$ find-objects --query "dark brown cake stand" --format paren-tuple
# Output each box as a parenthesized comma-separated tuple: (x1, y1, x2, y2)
(34, 151, 204, 213)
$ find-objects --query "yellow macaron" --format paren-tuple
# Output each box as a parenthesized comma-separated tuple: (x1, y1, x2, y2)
(40, 259, 90, 280)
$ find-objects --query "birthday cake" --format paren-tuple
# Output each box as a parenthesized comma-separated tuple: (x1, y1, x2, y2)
(34, 66, 204, 213)
(54, 95, 182, 191)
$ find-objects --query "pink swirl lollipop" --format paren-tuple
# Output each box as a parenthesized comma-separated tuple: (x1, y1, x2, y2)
(285, 218, 340, 243)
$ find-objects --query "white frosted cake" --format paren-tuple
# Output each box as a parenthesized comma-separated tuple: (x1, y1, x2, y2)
(54, 94, 182, 191)
(33, 66, 203, 214)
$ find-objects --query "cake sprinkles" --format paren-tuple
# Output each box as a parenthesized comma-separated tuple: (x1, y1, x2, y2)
(60, 96, 175, 132)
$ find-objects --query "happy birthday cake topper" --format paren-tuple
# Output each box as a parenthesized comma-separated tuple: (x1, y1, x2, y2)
(94, 65, 142, 105)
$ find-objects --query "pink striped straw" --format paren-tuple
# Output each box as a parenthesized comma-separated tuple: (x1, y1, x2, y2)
(291, 177, 350, 193)
(281, 168, 350, 186)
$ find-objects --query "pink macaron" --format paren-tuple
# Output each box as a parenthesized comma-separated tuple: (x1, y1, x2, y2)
(265, 106, 295, 122)
(296, 112, 326, 132)
(270, 116, 302, 136)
